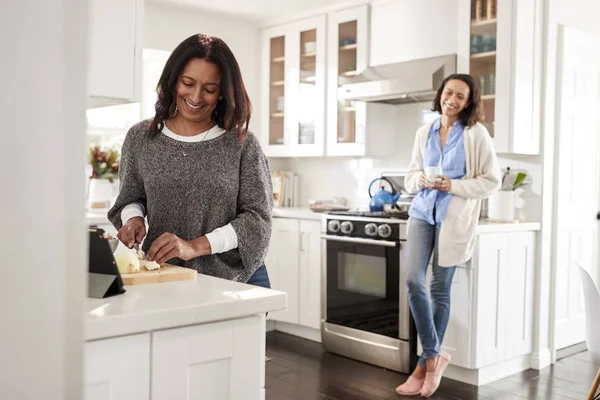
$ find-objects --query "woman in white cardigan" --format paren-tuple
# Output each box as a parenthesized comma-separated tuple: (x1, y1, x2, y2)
(395, 74, 501, 397)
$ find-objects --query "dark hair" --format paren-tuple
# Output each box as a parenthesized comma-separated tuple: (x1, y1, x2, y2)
(431, 73, 483, 127)
(149, 34, 252, 141)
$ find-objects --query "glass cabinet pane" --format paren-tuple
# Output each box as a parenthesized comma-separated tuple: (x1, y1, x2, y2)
(269, 36, 285, 146)
(336, 21, 358, 144)
(298, 29, 317, 145)
(470, 0, 497, 137)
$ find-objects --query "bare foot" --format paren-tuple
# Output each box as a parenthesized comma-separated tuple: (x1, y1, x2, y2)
(425, 355, 440, 373)
(411, 363, 427, 380)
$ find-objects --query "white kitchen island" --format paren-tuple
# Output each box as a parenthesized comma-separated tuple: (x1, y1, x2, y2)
(85, 274, 286, 400)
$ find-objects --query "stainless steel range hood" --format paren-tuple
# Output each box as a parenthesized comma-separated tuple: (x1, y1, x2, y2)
(338, 54, 457, 105)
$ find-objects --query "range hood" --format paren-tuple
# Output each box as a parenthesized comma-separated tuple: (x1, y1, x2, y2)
(338, 54, 457, 105)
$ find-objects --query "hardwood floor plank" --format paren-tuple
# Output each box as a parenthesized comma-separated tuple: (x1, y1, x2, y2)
(265, 331, 595, 400)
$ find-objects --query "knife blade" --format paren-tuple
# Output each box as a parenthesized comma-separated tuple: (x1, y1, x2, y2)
(133, 243, 146, 260)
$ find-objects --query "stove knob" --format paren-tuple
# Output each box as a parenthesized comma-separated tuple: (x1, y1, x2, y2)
(365, 223, 378, 237)
(327, 220, 340, 233)
(340, 221, 354, 234)
(377, 224, 392, 238)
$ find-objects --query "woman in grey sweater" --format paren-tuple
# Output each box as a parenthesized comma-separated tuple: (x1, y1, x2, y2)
(108, 33, 273, 287)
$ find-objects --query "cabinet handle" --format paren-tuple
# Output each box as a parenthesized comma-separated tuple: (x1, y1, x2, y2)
(299, 232, 304, 252)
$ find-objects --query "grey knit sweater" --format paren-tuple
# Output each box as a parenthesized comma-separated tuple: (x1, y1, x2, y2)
(107, 120, 273, 283)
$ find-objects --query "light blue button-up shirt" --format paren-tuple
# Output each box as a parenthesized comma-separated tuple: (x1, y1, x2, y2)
(409, 118, 467, 225)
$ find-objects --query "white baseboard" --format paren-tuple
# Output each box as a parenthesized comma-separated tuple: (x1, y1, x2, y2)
(269, 320, 322, 343)
(444, 355, 531, 386)
(529, 349, 552, 370)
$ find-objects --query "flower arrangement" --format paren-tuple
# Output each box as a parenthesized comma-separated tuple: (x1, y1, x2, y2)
(88, 145, 119, 182)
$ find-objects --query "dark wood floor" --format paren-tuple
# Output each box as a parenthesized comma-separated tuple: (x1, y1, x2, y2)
(265, 331, 599, 400)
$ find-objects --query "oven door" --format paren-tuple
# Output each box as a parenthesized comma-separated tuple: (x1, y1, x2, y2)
(322, 235, 401, 340)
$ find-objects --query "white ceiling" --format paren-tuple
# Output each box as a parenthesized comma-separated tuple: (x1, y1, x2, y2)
(148, 0, 364, 25)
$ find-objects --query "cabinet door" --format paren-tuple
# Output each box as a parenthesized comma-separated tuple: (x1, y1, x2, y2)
(260, 25, 291, 156)
(441, 266, 474, 368)
(298, 220, 322, 329)
(508, 0, 539, 154)
(288, 16, 327, 157)
(84, 334, 150, 400)
(268, 218, 300, 324)
(504, 232, 535, 359)
(88, 0, 142, 103)
(326, 5, 369, 156)
(469, 0, 501, 140)
(473, 233, 508, 367)
(152, 317, 263, 400)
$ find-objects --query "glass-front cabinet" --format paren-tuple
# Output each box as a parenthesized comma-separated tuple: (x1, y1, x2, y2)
(326, 5, 369, 156)
(469, 0, 498, 138)
(260, 16, 326, 157)
(467, 0, 539, 155)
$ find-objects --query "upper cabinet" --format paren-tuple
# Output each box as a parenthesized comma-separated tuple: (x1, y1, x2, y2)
(88, 0, 144, 108)
(259, 6, 377, 158)
(260, 16, 327, 157)
(465, 0, 540, 154)
(326, 5, 370, 156)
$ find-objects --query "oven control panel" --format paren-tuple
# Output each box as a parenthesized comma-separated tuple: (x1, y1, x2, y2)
(324, 215, 407, 241)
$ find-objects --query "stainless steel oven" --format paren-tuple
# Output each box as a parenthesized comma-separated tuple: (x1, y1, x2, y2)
(321, 211, 416, 373)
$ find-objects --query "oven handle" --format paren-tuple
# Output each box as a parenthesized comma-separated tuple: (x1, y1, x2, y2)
(320, 234, 398, 248)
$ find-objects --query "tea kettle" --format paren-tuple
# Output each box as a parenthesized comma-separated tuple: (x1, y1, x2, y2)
(368, 177, 400, 212)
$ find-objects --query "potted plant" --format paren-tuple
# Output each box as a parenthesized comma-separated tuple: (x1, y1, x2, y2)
(87, 146, 119, 209)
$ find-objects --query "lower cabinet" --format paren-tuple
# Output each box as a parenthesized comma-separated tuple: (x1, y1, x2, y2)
(152, 317, 264, 400)
(441, 231, 536, 369)
(85, 316, 265, 400)
(84, 333, 150, 400)
(265, 217, 322, 330)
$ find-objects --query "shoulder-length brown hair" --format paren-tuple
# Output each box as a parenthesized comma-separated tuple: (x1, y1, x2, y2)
(148, 34, 252, 141)
(431, 73, 483, 127)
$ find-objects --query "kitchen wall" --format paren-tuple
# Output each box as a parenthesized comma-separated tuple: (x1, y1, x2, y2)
(269, 101, 430, 209)
(269, 101, 544, 222)
(144, 3, 261, 133)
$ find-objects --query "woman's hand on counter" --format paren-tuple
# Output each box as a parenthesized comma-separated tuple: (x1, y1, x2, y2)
(146, 233, 212, 264)
(117, 216, 146, 248)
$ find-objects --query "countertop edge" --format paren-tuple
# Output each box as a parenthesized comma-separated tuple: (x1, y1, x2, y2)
(86, 292, 286, 341)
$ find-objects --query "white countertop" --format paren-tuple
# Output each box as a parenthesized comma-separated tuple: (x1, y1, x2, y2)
(86, 209, 110, 225)
(272, 207, 322, 220)
(477, 219, 541, 233)
(86, 274, 286, 341)
(271, 208, 541, 233)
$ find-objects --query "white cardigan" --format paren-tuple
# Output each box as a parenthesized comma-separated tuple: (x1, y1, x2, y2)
(405, 121, 502, 267)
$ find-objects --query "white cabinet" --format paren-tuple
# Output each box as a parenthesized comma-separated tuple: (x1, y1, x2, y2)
(88, 0, 144, 108)
(265, 218, 300, 323)
(85, 333, 150, 400)
(369, 0, 459, 66)
(441, 231, 536, 368)
(326, 5, 371, 156)
(266, 218, 322, 330)
(298, 220, 323, 329)
(260, 5, 383, 158)
(152, 316, 264, 400)
(462, 0, 541, 154)
(260, 16, 327, 157)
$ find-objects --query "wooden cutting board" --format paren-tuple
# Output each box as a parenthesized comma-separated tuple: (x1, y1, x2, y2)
(121, 263, 197, 286)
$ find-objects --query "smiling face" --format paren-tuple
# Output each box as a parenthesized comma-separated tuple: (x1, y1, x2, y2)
(440, 79, 470, 118)
(175, 58, 222, 124)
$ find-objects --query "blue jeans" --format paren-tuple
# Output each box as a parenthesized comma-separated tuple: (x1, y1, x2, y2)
(246, 264, 271, 289)
(405, 217, 456, 367)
